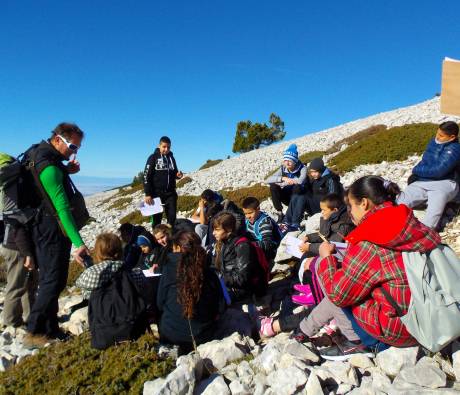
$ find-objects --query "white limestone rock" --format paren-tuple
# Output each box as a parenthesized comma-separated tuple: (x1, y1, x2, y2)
(375, 346, 419, 377)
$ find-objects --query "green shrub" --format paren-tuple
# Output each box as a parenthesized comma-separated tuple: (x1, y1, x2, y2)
(177, 195, 200, 212)
(107, 197, 132, 211)
(119, 210, 148, 225)
(67, 260, 84, 287)
(298, 150, 327, 165)
(199, 159, 223, 170)
(329, 123, 437, 173)
(117, 183, 144, 197)
(221, 184, 270, 207)
(325, 124, 387, 154)
(1, 332, 174, 395)
(176, 176, 192, 188)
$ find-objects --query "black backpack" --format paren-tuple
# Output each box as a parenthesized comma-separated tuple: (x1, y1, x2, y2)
(88, 269, 149, 350)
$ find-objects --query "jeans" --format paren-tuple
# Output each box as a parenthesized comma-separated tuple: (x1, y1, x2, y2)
(342, 307, 389, 352)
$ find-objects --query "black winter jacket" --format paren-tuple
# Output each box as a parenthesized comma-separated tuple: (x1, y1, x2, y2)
(303, 205, 354, 257)
(213, 235, 257, 301)
(310, 168, 343, 200)
(143, 148, 179, 196)
(157, 253, 223, 346)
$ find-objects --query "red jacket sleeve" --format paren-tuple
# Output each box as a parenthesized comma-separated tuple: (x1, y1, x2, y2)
(317, 241, 382, 307)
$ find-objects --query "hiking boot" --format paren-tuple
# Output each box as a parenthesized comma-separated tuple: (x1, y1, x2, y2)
(289, 328, 310, 343)
(23, 333, 55, 349)
(293, 284, 312, 294)
(291, 293, 315, 306)
(309, 333, 334, 348)
(48, 329, 71, 342)
(319, 336, 374, 361)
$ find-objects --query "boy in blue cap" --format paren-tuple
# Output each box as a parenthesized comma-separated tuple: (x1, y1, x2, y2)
(265, 144, 307, 231)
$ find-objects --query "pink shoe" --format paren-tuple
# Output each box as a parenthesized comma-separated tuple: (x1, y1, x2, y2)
(259, 317, 276, 337)
(292, 293, 315, 306)
(293, 284, 312, 294)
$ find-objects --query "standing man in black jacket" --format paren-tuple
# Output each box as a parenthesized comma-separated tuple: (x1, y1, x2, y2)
(143, 136, 183, 226)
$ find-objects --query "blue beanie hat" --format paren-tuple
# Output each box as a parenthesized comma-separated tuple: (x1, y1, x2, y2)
(283, 144, 299, 163)
(137, 235, 152, 248)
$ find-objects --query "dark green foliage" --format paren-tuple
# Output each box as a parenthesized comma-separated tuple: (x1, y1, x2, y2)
(329, 123, 437, 173)
(325, 125, 387, 154)
(107, 197, 132, 211)
(67, 260, 84, 287)
(232, 113, 286, 153)
(117, 183, 144, 197)
(131, 171, 144, 186)
(119, 210, 148, 225)
(221, 184, 271, 207)
(298, 150, 327, 166)
(177, 195, 200, 212)
(199, 159, 223, 170)
(1, 332, 174, 395)
(176, 176, 193, 188)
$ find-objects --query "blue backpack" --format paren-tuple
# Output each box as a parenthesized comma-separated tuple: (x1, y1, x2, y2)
(246, 212, 283, 246)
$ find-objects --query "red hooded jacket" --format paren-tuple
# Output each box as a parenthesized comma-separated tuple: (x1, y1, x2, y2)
(318, 202, 440, 347)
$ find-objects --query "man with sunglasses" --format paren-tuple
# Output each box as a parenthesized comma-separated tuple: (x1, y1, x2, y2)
(22, 123, 90, 348)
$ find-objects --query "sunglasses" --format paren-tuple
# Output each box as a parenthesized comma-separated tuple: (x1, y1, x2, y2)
(57, 134, 79, 152)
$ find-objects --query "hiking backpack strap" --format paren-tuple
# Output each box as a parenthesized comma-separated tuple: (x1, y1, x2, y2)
(24, 151, 67, 237)
(380, 287, 404, 317)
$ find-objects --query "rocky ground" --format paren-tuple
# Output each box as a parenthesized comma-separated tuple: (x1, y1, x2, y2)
(1, 96, 460, 393)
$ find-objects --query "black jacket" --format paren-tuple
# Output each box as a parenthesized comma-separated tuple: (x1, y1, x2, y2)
(303, 205, 354, 257)
(310, 168, 343, 200)
(143, 148, 179, 197)
(157, 252, 223, 346)
(212, 235, 258, 301)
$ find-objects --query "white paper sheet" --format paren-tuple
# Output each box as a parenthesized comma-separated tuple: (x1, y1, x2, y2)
(142, 270, 162, 277)
(139, 197, 163, 216)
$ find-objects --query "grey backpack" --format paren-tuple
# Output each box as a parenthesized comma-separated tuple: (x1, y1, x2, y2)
(383, 244, 460, 352)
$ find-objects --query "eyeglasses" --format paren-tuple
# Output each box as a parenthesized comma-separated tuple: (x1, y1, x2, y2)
(57, 134, 79, 152)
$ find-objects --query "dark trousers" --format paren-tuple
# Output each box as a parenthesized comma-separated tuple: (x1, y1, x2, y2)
(270, 184, 307, 226)
(304, 194, 321, 216)
(269, 184, 292, 212)
(27, 214, 71, 335)
(152, 192, 178, 227)
(279, 309, 310, 332)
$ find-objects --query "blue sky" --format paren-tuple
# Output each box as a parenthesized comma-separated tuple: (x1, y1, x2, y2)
(1, 1, 459, 178)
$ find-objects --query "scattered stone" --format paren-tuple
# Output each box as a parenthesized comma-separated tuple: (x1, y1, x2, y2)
(349, 354, 375, 370)
(375, 346, 419, 377)
(196, 374, 230, 395)
(396, 357, 446, 389)
(197, 332, 249, 370)
(283, 339, 320, 364)
(144, 353, 203, 395)
(229, 379, 251, 395)
(305, 372, 324, 395)
(265, 366, 308, 395)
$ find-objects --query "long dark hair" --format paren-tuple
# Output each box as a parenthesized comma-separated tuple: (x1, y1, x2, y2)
(212, 212, 236, 270)
(348, 175, 400, 205)
(171, 231, 207, 319)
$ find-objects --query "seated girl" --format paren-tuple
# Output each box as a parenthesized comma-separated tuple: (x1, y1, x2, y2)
(211, 212, 261, 303)
(76, 233, 144, 300)
(156, 231, 224, 354)
(316, 175, 440, 360)
(150, 224, 173, 271)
